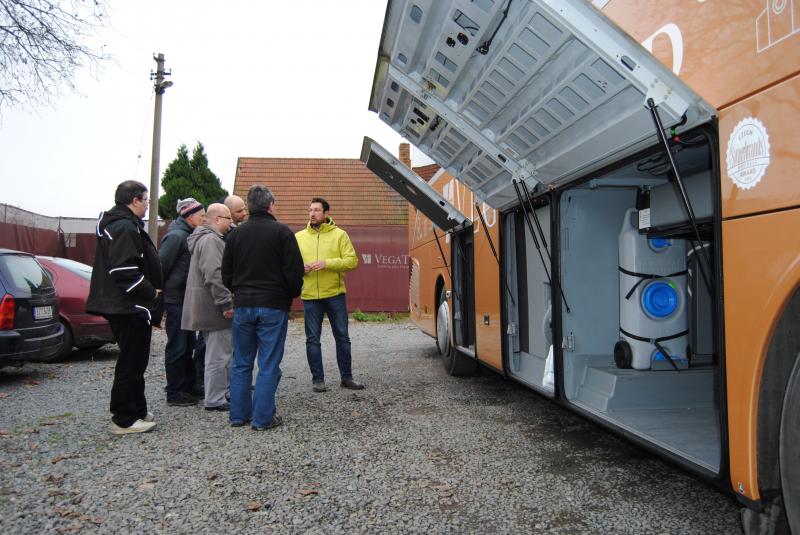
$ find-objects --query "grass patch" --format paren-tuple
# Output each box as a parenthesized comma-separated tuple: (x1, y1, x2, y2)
(291, 311, 410, 323)
(353, 310, 387, 322)
(37, 413, 74, 425)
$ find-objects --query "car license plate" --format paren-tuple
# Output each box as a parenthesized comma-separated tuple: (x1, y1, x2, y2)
(34, 306, 53, 320)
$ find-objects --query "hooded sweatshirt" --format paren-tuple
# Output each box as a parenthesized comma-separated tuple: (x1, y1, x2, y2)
(180, 225, 232, 332)
(86, 204, 163, 322)
(294, 217, 358, 300)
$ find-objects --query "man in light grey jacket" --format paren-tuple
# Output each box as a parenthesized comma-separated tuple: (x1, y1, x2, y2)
(181, 203, 234, 411)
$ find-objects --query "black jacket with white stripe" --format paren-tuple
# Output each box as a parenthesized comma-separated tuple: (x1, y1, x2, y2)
(86, 205, 163, 322)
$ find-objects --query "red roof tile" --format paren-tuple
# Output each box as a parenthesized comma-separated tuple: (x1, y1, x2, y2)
(413, 163, 440, 181)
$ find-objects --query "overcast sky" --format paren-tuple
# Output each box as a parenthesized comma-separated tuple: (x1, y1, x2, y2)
(0, 0, 427, 218)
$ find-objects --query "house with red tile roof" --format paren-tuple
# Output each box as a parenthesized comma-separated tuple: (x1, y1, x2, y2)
(232, 144, 438, 312)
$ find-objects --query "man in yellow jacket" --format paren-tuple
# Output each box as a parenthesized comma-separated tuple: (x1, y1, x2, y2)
(295, 197, 364, 392)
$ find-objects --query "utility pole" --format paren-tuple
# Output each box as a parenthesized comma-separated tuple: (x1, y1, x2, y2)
(147, 53, 173, 241)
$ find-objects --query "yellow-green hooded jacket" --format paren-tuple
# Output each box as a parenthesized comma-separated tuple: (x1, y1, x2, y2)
(295, 218, 358, 300)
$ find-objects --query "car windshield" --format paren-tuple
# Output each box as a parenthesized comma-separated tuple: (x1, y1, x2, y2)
(50, 257, 93, 281)
(0, 254, 54, 296)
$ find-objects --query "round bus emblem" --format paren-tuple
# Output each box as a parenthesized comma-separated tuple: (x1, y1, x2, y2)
(726, 117, 771, 191)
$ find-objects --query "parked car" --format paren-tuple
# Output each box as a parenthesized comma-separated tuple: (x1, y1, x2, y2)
(0, 249, 64, 367)
(36, 256, 115, 361)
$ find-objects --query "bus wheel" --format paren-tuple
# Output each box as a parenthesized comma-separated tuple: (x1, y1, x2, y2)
(437, 288, 477, 376)
(780, 354, 800, 534)
(436, 288, 451, 357)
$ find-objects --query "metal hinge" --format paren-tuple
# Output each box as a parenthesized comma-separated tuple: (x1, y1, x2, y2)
(507, 322, 516, 335)
(562, 333, 575, 352)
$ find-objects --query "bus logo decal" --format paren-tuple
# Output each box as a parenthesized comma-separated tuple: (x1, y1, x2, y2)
(726, 117, 771, 191)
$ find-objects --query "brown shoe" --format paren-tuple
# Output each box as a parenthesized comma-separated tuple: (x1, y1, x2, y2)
(340, 378, 365, 390)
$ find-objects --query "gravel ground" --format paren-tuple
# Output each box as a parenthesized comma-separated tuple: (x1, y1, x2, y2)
(0, 320, 743, 534)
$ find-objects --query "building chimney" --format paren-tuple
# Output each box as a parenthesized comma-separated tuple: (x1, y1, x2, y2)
(399, 143, 411, 168)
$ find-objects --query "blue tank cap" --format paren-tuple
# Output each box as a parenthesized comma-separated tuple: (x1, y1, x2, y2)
(642, 281, 679, 318)
(649, 237, 672, 251)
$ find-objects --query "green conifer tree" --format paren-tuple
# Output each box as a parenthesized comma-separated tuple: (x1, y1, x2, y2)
(158, 142, 228, 219)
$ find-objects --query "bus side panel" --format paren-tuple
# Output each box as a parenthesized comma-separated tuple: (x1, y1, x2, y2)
(603, 1, 800, 110)
(409, 204, 448, 337)
(720, 74, 800, 218)
(473, 205, 503, 371)
(723, 209, 800, 501)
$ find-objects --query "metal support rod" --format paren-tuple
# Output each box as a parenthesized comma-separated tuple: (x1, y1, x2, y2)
(519, 179, 550, 253)
(148, 53, 172, 242)
(645, 98, 712, 296)
(513, 179, 571, 313)
(474, 203, 515, 306)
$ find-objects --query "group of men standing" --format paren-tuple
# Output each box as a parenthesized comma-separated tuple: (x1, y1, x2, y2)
(87, 180, 364, 435)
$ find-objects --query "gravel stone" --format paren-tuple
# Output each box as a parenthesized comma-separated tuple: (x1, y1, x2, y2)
(0, 320, 742, 533)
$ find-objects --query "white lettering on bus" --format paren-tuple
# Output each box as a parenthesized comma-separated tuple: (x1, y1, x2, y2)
(641, 23, 684, 75)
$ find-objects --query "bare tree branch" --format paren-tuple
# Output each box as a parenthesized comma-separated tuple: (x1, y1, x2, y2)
(0, 0, 109, 110)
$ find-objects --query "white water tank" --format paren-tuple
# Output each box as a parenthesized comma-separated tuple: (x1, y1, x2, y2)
(616, 209, 689, 370)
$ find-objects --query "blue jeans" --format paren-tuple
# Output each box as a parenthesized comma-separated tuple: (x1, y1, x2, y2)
(164, 302, 196, 397)
(230, 307, 288, 427)
(303, 293, 352, 383)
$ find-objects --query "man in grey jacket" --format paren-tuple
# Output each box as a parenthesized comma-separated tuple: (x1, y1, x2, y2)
(181, 203, 234, 411)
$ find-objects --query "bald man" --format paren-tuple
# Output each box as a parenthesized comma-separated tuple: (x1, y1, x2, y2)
(182, 203, 235, 411)
(224, 195, 248, 227)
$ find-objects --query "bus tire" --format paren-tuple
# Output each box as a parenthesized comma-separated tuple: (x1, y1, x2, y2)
(436, 287, 450, 357)
(780, 354, 800, 534)
(437, 287, 477, 376)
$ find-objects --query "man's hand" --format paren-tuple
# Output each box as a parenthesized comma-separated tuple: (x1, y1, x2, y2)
(223, 308, 234, 319)
(307, 260, 326, 272)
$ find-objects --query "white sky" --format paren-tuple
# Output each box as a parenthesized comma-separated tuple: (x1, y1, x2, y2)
(0, 0, 430, 218)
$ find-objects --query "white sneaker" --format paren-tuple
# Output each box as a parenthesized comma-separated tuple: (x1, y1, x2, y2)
(111, 419, 156, 435)
(144, 412, 155, 422)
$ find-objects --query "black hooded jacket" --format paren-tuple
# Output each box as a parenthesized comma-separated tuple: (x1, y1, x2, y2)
(159, 217, 194, 304)
(221, 212, 304, 310)
(86, 205, 163, 322)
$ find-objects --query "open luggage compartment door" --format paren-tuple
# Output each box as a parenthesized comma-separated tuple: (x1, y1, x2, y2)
(369, 0, 716, 210)
(361, 137, 469, 232)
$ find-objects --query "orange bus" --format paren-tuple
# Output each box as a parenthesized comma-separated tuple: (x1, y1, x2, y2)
(361, 1, 800, 532)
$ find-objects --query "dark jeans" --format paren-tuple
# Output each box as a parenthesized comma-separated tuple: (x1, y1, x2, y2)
(107, 314, 152, 428)
(164, 302, 196, 398)
(303, 293, 352, 383)
(230, 307, 289, 427)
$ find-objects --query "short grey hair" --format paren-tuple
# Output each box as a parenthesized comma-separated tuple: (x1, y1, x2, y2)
(247, 185, 275, 214)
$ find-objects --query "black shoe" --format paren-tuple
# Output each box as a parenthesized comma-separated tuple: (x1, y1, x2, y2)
(340, 378, 365, 390)
(230, 418, 250, 427)
(312, 381, 328, 393)
(182, 388, 204, 401)
(252, 415, 283, 431)
(167, 392, 198, 406)
(204, 403, 230, 412)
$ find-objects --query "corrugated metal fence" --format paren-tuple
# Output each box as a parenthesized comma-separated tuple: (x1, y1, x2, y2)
(0, 205, 409, 312)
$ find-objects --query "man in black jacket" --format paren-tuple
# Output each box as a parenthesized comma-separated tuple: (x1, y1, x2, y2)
(222, 185, 304, 430)
(159, 198, 206, 406)
(87, 180, 163, 435)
